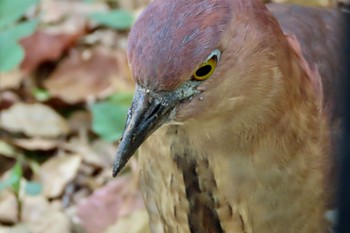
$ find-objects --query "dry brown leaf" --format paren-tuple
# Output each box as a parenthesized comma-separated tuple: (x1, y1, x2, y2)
(0, 141, 18, 174)
(68, 111, 91, 133)
(62, 137, 116, 169)
(104, 209, 150, 233)
(0, 91, 19, 111)
(44, 48, 122, 104)
(0, 103, 70, 138)
(12, 138, 59, 151)
(27, 210, 71, 233)
(90, 140, 116, 168)
(76, 175, 144, 233)
(72, 188, 90, 204)
(83, 30, 120, 48)
(0, 70, 24, 90)
(39, 154, 82, 198)
(0, 224, 30, 233)
(0, 190, 18, 224)
(110, 49, 134, 92)
(40, 0, 108, 24)
(20, 30, 86, 73)
(0, 140, 18, 158)
(62, 137, 104, 168)
(75, 172, 100, 192)
(21, 195, 71, 233)
(21, 195, 50, 223)
(118, 0, 152, 11)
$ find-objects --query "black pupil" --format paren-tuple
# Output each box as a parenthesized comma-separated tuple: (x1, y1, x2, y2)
(196, 65, 212, 77)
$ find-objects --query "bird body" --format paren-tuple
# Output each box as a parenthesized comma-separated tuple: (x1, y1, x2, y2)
(113, 1, 345, 232)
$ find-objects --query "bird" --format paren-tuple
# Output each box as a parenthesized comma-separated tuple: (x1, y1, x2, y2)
(112, 0, 346, 232)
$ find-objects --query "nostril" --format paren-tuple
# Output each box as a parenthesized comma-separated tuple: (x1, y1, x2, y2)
(146, 103, 162, 122)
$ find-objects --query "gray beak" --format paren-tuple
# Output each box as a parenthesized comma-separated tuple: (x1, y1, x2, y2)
(112, 82, 200, 177)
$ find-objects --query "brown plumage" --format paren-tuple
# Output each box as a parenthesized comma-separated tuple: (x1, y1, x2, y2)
(113, 1, 346, 233)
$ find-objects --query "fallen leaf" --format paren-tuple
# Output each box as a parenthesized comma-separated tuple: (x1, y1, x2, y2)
(91, 92, 132, 141)
(82, 29, 119, 48)
(76, 175, 144, 233)
(0, 140, 18, 158)
(0, 190, 18, 224)
(75, 171, 100, 192)
(0, 224, 30, 233)
(0, 162, 22, 197)
(21, 195, 71, 233)
(39, 154, 81, 198)
(0, 103, 70, 138)
(25, 181, 42, 196)
(88, 10, 134, 30)
(0, 91, 19, 110)
(117, 0, 152, 11)
(44, 48, 132, 104)
(40, 0, 108, 24)
(0, 20, 38, 72)
(72, 188, 90, 204)
(12, 138, 59, 151)
(21, 195, 50, 223)
(68, 111, 91, 133)
(62, 137, 104, 168)
(0, 0, 38, 29)
(104, 209, 150, 233)
(20, 30, 86, 73)
(0, 141, 18, 174)
(0, 69, 24, 89)
(62, 137, 116, 169)
(90, 140, 116, 168)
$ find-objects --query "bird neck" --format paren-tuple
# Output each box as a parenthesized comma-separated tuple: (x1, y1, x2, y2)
(165, 41, 330, 233)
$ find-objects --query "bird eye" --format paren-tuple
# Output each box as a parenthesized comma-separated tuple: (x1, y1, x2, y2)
(193, 49, 220, 81)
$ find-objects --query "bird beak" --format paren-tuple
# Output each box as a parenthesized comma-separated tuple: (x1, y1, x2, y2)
(112, 85, 177, 176)
(112, 82, 200, 177)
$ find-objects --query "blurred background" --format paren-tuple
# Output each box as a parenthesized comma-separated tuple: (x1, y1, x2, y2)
(0, 0, 346, 233)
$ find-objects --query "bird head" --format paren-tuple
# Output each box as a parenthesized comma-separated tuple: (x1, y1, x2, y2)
(113, 0, 289, 176)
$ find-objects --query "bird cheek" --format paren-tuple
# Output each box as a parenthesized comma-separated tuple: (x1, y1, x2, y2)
(174, 96, 207, 122)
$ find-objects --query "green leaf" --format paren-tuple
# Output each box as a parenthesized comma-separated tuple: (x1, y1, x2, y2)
(31, 88, 51, 101)
(89, 10, 134, 30)
(0, 182, 7, 191)
(0, 178, 13, 191)
(0, 20, 38, 71)
(0, 162, 23, 194)
(0, 42, 24, 71)
(0, 0, 39, 29)
(25, 181, 42, 196)
(0, 20, 38, 42)
(10, 161, 22, 196)
(108, 92, 134, 104)
(91, 93, 133, 141)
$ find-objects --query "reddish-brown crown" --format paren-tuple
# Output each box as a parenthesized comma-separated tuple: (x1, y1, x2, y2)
(127, 0, 233, 91)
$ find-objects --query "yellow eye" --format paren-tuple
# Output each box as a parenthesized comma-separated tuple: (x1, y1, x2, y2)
(193, 56, 218, 81)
